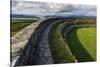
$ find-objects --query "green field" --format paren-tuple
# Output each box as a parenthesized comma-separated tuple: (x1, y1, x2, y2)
(74, 18, 96, 24)
(49, 22, 75, 63)
(11, 20, 37, 36)
(67, 27, 96, 62)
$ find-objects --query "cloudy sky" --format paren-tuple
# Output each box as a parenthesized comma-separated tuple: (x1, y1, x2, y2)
(11, 0, 96, 17)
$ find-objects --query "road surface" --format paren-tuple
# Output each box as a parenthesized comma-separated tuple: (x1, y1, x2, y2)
(15, 18, 65, 66)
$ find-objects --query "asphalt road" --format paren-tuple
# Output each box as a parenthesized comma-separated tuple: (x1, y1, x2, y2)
(15, 18, 65, 66)
(12, 18, 96, 66)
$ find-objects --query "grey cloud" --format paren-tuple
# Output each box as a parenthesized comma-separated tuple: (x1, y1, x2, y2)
(11, 0, 96, 17)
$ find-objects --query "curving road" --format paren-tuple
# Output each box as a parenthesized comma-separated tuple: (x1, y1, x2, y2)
(15, 18, 66, 66)
(12, 18, 96, 66)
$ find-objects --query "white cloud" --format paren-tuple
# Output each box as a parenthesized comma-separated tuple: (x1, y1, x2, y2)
(11, 0, 96, 17)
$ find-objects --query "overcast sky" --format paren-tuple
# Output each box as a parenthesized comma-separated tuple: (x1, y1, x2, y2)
(11, 0, 96, 17)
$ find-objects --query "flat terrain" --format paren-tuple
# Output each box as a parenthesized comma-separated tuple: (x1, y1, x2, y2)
(67, 27, 96, 62)
(74, 18, 96, 24)
(11, 20, 37, 36)
(11, 18, 96, 66)
(77, 28, 96, 60)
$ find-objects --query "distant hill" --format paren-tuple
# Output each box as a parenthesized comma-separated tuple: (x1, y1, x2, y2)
(43, 15, 96, 19)
(11, 14, 96, 19)
(11, 14, 40, 18)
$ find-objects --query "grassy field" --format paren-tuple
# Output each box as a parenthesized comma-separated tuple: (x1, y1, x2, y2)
(74, 18, 96, 25)
(49, 21, 75, 63)
(67, 27, 96, 62)
(11, 20, 37, 36)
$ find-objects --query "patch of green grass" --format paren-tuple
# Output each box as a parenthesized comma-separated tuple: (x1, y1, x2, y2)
(11, 20, 36, 36)
(67, 27, 96, 62)
(77, 28, 96, 60)
(49, 21, 75, 63)
(74, 18, 96, 25)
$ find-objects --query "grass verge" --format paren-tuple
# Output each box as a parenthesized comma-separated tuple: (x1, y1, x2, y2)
(49, 22, 75, 63)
